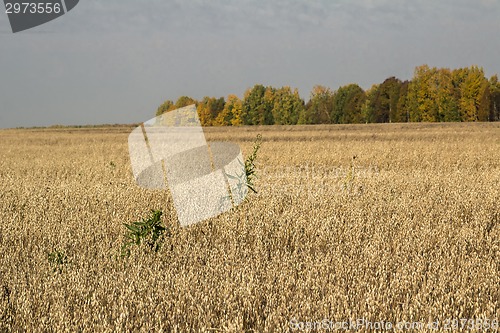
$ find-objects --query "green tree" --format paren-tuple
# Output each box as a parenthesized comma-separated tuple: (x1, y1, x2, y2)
(242, 85, 274, 125)
(263, 87, 276, 124)
(362, 84, 379, 123)
(343, 86, 366, 124)
(175, 96, 198, 109)
(478, 83, 491, 122)
(371, 77, 402, 123)
(332, 84, 366, 123)
(300, 85, 334, 124)
(271, 87, 305, 125)
(490, 75, 500, 121)
(395, 81, 410, 122)
(436, 68, 460, 122)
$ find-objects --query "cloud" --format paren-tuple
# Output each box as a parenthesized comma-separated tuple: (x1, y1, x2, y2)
(22, 0, 498, 38)
(38, 0, 344, 35)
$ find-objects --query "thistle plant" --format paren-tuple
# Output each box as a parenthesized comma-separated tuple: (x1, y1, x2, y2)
(244, 134, 262, 193)
(121, 210, 169, 257)
(224, 158, 249, 201)
(47, 250, 68, 273)
(219, 134, 262, 209)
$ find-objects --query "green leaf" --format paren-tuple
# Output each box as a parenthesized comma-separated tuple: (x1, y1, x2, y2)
(225, 173, 240, 180)
(124, 224, 140, 233)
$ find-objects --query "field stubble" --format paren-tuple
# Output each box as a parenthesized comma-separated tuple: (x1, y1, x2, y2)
(0, 123, 498, 332)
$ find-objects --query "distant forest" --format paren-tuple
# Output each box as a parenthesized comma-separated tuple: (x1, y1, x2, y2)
(156, 65, 500, 125)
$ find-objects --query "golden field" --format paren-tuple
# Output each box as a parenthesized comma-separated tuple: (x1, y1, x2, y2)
(0, 123, 499, 332)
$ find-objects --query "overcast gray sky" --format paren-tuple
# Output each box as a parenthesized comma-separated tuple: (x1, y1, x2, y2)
(1, 0, 499, 128)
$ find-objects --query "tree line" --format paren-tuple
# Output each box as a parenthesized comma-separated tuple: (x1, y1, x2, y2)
(156, 65, 500, 125)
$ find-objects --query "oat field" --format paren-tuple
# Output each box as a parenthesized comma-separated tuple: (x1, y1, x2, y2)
(0, 123, 499, 332)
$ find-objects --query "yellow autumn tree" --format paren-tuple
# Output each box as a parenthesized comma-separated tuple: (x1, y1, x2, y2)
(197, 97, 225, 126)
(214, 94, 242, 126)
(455, 66, 489, 121)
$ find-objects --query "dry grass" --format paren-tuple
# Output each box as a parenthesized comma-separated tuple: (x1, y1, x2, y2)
(0, 123, 499, 332)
